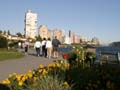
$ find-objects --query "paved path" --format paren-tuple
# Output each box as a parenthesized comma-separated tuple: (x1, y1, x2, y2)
(0, 49, 62, 81)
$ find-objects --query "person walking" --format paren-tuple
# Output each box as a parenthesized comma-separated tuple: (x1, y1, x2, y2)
(46, 38, 52, 59)
(52, 36, 60, 58)
(34, 39, 42, 56)
(23, 39, 29, 54)
(41, 38, 47, 57)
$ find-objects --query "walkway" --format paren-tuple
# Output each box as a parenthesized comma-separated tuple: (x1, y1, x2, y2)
(0, 49, 62, 81)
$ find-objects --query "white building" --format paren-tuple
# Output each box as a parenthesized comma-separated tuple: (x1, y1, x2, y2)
(53, 29, 65, 44)
(24, 10, 37, 39)
(80, 35, 88, 42)
(39, 25, 49, 39)
(64, 36, 71, 44)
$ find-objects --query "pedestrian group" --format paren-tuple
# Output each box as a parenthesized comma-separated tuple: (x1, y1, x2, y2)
(23, 36, 60, 59)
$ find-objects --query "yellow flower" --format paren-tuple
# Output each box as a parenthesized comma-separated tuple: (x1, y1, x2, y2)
(8, 74, 12, 78)
(33, 76, 37, 82)
(60, 60, 63, 64)
(56, 63, 60, 68)
(27, 73, 32, 78)
(42, 69, 48, 75)
(22, 74, 28, 80)
(28, 70, 32, 73)
(18, 81, 23, 86)
(21, 76, 26, 82)
(48, 63, 56, 68)
(63, 81, 69, 86)
(52, 63, 56, 68)
(47, 64, 53, 68)
(27, 70, 33, 78)
(38, 69, 42, 73)
(64, 63, 70, 69)
(76, 49, 79, 52)
(16, 75, 21, 81)
(33, 71, 35, 74)
(39, 64, 43, 68)
(2, 79, 10, 84)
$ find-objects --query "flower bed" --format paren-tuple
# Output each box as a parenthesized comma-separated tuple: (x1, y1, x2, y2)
(1, 61, 71, 90)
(1, 46, 120, 90)
(1, 60, 120, 90)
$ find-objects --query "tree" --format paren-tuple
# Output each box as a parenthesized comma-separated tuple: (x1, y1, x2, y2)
(110, 41, 120, 46)
(3, 30, 6, 35)
(7, 30, 10, 35)
(91, 37, 100, 45)
(0, 35, 8, 48)
(16, 32, 22, 37)
(0, 30, 2, 34)
(36, 35, 42, 41)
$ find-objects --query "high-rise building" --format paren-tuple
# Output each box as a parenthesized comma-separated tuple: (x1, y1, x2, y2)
(24, 10, 37, 39)
(53, 29, 65, 44)
(39, 26, 65, 43)
(39, 25, 48, 39)
(48, 30, 53, 40)
(68, 30, 75, 43)
(69, 30, 71, 38)
(74, 35, 80, 43)
(61, 30, 65, 44)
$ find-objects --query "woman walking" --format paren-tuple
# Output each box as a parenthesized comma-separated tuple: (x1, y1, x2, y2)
(34, 39, 42, 56)
(23, 39, 29, 54)
(46, 38, 52, 59)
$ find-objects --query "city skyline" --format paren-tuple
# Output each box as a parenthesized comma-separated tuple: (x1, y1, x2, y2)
(0, 0, 120, 44)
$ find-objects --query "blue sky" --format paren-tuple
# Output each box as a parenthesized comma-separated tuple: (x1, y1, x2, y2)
(0, 0, 120, 44)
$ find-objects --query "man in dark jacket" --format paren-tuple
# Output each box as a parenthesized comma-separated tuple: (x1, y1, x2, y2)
(52, 36, 60, 58)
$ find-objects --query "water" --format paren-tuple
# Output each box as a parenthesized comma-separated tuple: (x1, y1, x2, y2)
(58, 45, 73, 53)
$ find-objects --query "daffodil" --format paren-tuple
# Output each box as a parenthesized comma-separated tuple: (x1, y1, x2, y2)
(39, 64, 43, 68)
(42, 69, 48, 75)
(16, 75, 21, 81)
(21, 76, 26, 82)
(63, 81, 69, 86)
(2, 79, 10, 84)
(38, 69, 42, 73)
(27, 73, 32, 78)
(18, 80, 23, 86)
(33, 76, 37, 82)
(56, 63, 60, 68)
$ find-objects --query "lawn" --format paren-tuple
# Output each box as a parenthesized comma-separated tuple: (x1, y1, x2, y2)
(0, 48, 24, 61)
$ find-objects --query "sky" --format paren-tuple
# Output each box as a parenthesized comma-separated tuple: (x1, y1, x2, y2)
(0, 0, 120, 44)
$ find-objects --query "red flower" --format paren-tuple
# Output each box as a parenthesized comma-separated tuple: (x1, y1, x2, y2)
(63, 53, 68, 59)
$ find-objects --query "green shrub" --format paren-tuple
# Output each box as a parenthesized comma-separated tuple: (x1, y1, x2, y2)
(67, 52, 77, 65)
(85, 52, 95, 65)
(8, 41, 18, 48)
(67, 65, 120, 90)
(0, 35, 8, 48)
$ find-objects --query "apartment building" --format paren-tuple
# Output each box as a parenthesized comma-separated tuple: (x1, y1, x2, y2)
(24, 10, 37, 39)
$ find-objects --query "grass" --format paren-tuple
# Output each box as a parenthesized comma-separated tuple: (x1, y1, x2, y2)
(0, 48, 24, 61)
